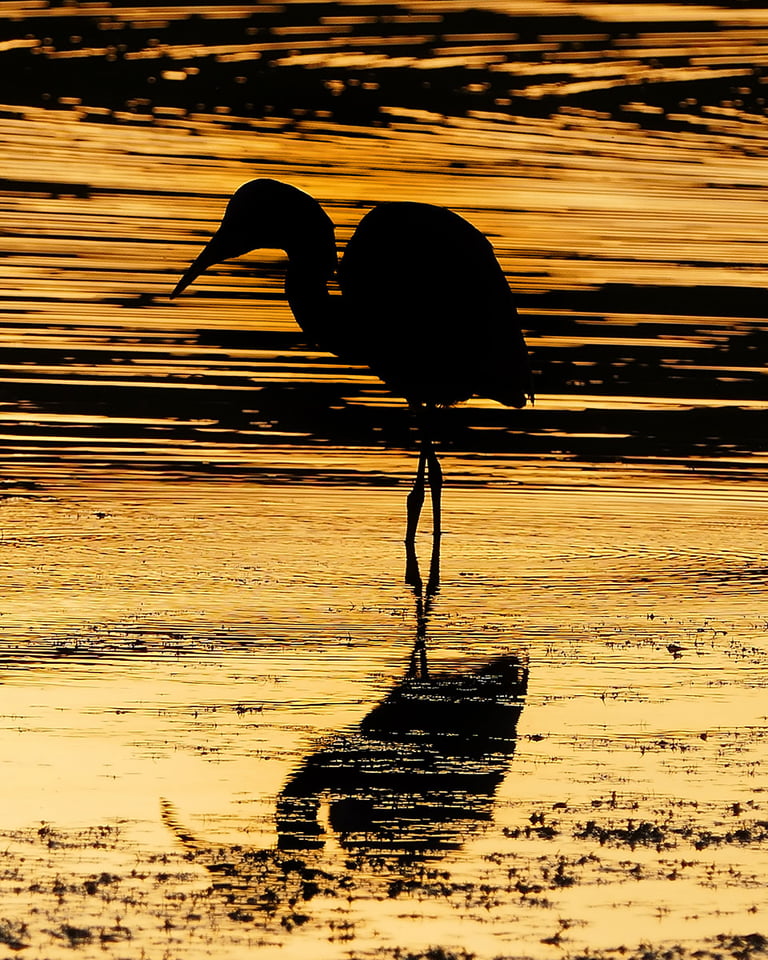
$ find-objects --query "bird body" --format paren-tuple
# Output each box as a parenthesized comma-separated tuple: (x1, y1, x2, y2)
(172, 179, 532, 589)
(173, 179, 531, 410)
(339, 201, 530, 407)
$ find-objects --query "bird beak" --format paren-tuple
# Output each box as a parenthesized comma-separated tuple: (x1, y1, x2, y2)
(170, 230, 232, 299)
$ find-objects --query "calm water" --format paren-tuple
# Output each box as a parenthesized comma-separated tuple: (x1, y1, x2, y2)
(1, 3, 768, 959)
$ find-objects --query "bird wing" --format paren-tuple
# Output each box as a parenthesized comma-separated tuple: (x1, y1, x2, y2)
(338, 202, 531, 407)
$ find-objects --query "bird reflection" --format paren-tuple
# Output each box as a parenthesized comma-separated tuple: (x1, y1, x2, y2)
(161, 596, 528, 923)
(171, 179, 532, 589)
(276, 604, 527, 855)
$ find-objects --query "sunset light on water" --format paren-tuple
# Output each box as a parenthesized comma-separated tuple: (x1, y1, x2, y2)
(0, 3, 767, 958)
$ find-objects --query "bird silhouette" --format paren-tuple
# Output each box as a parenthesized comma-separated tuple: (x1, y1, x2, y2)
(171, 179, 532, 590)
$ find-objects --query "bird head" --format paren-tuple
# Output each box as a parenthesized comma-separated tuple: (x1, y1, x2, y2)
(171, 179, 337, 299)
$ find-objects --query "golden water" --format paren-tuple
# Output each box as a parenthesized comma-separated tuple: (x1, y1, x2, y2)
(0, 2, 767, 958)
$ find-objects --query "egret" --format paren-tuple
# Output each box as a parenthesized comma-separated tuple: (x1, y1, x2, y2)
(171, 179, 532, 590)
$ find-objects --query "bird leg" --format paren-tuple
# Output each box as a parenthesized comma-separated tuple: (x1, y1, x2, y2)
(404, 444, 427, 590)
(425, 440, 442, 595)
(405, 407, 443, 593)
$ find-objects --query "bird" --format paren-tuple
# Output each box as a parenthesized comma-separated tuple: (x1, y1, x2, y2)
(171, 179, 532, 591)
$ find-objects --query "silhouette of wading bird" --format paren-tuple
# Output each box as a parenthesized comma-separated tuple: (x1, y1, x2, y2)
(171, 180, 532, 590)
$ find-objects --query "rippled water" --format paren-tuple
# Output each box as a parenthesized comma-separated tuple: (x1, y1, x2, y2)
(1, 3, 767, 959)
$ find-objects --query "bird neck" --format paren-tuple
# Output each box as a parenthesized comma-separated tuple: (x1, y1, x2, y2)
(285, 250, 352, 359)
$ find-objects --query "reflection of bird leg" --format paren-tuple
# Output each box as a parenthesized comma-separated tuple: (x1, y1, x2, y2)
(407, 591, 430, 680)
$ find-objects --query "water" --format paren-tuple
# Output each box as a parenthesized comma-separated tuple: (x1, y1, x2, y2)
(3, 479, 768, 957)
(0, 2, 767, 958)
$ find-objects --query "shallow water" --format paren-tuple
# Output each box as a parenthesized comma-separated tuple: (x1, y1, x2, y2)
(2, 477, 768, 958)
(1, 2, 768, 958)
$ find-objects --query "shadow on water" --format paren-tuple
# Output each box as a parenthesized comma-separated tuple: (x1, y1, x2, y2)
(277, 594, 526, 856)
(276, 656, 526, 856)
(161, 589, 528, 928)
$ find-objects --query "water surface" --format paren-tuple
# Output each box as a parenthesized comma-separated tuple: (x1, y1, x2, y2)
(0, 3, 767, 958)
